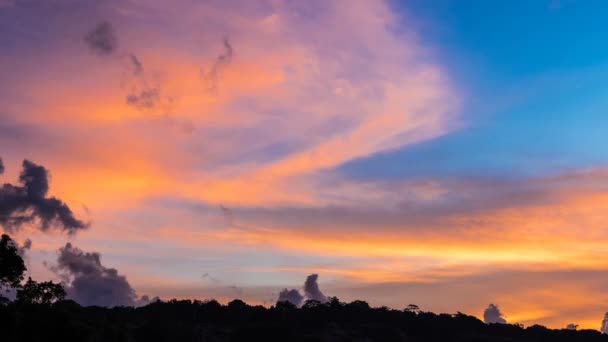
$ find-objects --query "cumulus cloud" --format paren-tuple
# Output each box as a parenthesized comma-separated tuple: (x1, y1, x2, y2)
(0, 159, 88, 233)
(483, 303, 507, 324)
(277, 288, 304, 307)
(84, 21, 118, 55)
(276, 273, 328, 307)
(52, 243, 151, 307)
(304, 273, 327, 303)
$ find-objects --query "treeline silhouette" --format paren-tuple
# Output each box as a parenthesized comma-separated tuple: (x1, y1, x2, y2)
(3, 298, 608, 342)
(2, 233, 608, 341)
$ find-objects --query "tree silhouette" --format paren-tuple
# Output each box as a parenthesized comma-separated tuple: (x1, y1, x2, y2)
(1, 233, 608, 341)
(16, 277, 66, 304)
(0, 234, 26, 296)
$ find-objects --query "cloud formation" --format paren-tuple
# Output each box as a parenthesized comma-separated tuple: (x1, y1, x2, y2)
(0, 159, 88, 233)
(84, 21, 118, 55)
(135, 295, 160, 306)
(277, 288, 303, 307)
(126, 88, 160, 110)
(129, 54, 144, 76)
(601, 312, 608, 334)
(0, 0, 458, 207)
(123, 54, 166, 112)
(17, 238, 32, 258)
(483, 304, 507, 324)
(53, 243, 137, 307)
(0, 157, 4, 175)
(83, 20, 164, 112)
(276, 273, 327, 307)
(202, 38, 234, 91)
(304, 273, 327, 303)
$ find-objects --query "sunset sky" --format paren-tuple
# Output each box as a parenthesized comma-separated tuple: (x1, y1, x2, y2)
(2, 0, 608, 330)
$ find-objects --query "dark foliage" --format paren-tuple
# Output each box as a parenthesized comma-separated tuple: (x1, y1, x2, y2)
(1, 297, 607, 342)
(1, 234, 66, 307)
(16, 277, 66, 304)
(0, 234, 26, 288)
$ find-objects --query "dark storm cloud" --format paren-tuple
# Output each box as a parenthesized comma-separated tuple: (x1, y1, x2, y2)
(304, 273, 327, 303)
(277, 288, 304, 306)
(84, 21, 117, 55)
(202, 38, 234, 91)
(483, 303, 507, 324)
(54, 243, 137, 307)
(0, 159, 88, 233)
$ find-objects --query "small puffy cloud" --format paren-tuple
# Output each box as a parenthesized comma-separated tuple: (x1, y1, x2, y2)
(276, 273, 328, 307)
(277, 288, 303, 307)
(304, 273, 327, 303)
(483, 303, 507, 324)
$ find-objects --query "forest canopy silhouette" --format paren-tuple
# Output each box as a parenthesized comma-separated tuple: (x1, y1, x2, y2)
(1, 231, 608, 341)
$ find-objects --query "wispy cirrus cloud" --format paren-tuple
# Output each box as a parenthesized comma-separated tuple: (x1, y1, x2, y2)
(0, 0, 458, 208)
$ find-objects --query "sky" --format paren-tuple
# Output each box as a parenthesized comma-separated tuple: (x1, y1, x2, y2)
(1, 0, 608, 330)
